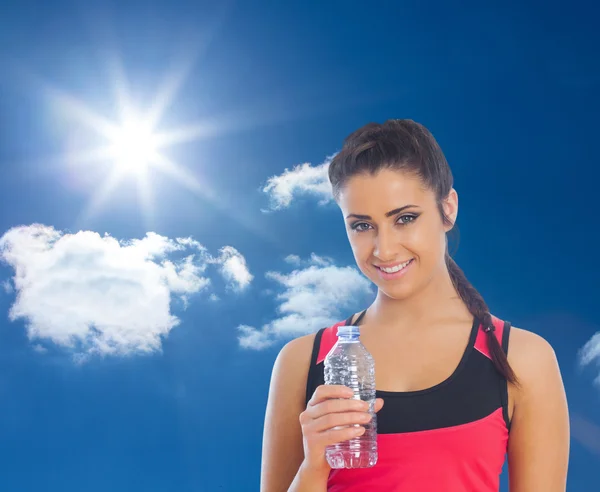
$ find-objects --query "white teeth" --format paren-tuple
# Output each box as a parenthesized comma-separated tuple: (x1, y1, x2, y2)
(380, 259, 412, 274)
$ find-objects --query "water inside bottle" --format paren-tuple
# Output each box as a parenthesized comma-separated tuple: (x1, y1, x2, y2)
(324, 326, 378, 469)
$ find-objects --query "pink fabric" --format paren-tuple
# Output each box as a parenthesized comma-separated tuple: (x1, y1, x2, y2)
(327, 408, 508, 491)
(474, 316, 505, 360)
(317, 321, 346, 364)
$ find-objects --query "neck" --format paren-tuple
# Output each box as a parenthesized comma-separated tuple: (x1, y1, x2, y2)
(367, 263, 472, 334)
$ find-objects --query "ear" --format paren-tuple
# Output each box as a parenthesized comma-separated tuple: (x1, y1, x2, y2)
(442, 188, 458, 232)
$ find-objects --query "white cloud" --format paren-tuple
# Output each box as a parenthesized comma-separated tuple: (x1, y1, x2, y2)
(238, 324, 274, 350)
(307, 253, 334, 267)
(2, 280, 12, 294)
(284, 253, 333, 268)
(0, 224, 252, 358)
(284, 254, 302, 266)
(579, 332, 600, 386)
(214, 246, 253, 291)
(262, 154, 336, 210)
(238, 258, 373, 350)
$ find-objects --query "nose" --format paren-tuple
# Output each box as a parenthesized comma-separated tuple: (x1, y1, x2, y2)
(373, 227, 397, 262)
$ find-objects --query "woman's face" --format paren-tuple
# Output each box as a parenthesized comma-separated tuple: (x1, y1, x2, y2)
(337, 168, 458, 300)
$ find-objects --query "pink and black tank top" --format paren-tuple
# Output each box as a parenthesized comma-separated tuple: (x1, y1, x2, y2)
(305, 313, 512, 491)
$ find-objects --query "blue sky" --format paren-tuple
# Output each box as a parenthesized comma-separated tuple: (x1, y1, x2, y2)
(0, 0, 599, 490)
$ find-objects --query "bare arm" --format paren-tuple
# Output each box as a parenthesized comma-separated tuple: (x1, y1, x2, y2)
(260, 334, 326, 492)
(260, 334, 380, 492)
(507, 328, 570, 491)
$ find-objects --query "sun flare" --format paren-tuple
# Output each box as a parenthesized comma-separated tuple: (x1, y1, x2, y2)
(44, 58, 221, 226)
(109, 119, 158, 175)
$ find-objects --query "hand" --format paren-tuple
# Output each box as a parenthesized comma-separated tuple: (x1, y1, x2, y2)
(298, 384, 384, 473)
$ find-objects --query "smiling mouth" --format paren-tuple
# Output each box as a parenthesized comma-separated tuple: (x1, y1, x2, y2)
(375, 258, 414, 274)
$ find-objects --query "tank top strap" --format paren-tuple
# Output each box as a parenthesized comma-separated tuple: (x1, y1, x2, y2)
(352, 309, 367, 325)
(474, 315, 511, 360)
(305, 312, 368, 405)
(472, 315, 512, 430)
(316, 321, 346, 364)
(305, 320, 343, 405)
(317, 310, 368, 364)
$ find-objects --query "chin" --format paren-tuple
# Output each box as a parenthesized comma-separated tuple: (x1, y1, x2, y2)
(361, 264, 413, 298)
(376, 284, 415, 301)
(363, 273, 415, 300)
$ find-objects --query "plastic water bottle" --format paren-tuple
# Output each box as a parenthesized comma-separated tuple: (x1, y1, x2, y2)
(324, 325, 378, 468)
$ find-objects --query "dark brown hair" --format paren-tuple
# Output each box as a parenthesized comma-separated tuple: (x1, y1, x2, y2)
(328, 119, 518, 384)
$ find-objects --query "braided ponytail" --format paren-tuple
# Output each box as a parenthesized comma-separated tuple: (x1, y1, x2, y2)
(445, 254, 518, 385)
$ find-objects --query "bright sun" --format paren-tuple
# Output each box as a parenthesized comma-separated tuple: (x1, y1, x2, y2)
(110, 120, 158, 175)
(45, 60, 221, 226)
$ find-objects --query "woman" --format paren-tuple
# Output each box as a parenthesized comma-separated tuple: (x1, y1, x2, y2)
(261, 119, 569, 491)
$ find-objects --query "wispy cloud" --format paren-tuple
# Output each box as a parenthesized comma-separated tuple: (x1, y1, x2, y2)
(2, 279, 12, 294)
(32, 344, 48, 354)
(238, 256, 373, 350)
(284, 254, 302, 266)
(262, 154, 335, 211)
(284, 253, 334, 268)
(0, 224, 252, 358)
(213, 246, 253, 291)
(579, 332, 600, 386)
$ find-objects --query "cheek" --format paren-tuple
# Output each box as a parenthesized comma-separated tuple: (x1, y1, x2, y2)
(346, 235, 375, 278)
(408, 227, 445, 261)
(347, 232, 371, 259)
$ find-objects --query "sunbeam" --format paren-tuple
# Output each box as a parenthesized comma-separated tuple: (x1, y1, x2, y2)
(43, 62, 219, 227)
(26, 50, 282, 246)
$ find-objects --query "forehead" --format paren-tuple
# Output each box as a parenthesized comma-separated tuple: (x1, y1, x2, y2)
(337, 169, 433, 214)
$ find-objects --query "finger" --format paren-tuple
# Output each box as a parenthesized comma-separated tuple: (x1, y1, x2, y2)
(307, 397, 370, 419)
(308, 385, 353, 407)
(311, 411, 372, 433)
(321, 425, 366, 447)
(374, 398, 384, 413)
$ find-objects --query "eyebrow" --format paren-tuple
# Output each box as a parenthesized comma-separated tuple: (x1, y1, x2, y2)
(345, 204, 420, 220)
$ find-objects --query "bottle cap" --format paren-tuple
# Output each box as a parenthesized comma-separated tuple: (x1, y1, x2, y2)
(337, 325, 360, 337)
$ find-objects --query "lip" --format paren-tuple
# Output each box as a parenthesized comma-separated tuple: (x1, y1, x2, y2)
(375, 259, 414, 269)
(374, 258, 414, 280)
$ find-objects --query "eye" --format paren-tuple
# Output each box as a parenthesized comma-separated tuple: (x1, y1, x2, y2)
(397, 214, 418, 225)
(350, 222, 372, 232)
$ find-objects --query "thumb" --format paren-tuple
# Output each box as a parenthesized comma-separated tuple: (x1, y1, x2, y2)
(374, 397, 384, 413)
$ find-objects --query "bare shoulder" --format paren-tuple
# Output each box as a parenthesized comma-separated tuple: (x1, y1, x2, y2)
(508, 326, 557, 368)
(268, 331, 318, 405)
(274, 332, 317, 376)
(504, 327, 569, 491)
(507, 326, 562, 389)
(280, 331, 317, 357)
